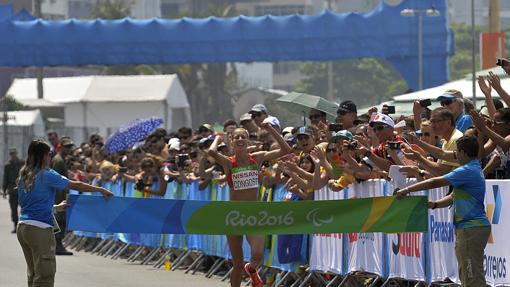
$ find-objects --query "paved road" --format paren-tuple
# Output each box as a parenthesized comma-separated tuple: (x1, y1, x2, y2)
(0, 198, 229, 287)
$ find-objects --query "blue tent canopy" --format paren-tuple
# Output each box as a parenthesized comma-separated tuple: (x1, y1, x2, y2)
(0, 0, 452, 90)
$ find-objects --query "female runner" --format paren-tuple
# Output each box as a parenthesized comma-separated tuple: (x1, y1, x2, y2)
(208, 123, 292, 287)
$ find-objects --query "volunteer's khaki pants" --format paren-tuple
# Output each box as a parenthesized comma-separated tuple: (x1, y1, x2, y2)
(455, 226, 491, 287)
(17, 223, 56, 287)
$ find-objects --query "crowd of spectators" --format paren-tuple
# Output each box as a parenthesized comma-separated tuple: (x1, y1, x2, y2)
(29, 73, 509, 209)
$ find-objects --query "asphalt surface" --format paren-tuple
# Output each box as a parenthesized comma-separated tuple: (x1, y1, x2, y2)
(0, 197, 229, 287)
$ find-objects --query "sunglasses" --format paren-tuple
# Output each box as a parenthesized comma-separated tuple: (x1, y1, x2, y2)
(309, 114, 323, 120)
(440, 100, 455, 107)
(326, 147, 337, 153)
(251, 112, 262, 118)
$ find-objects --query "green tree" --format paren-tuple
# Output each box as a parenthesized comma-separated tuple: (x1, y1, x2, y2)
(296, 58, 407, 109)
(2, 95, 25, 111)
(91, 0, 131, 19)
(449, 23, 484, 80)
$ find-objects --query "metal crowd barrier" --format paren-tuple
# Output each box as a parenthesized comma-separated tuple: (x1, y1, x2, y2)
(64, 178, 510, 286)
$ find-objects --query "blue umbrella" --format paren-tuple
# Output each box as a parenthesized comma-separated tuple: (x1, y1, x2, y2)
(105, 117, 164, 154)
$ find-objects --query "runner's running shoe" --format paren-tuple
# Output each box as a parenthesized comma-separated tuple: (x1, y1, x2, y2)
(244, 262, 263, 287)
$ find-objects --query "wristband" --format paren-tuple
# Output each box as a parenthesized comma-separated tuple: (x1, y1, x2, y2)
(418, 169, 425, 178)
(432, 202, 438, 209)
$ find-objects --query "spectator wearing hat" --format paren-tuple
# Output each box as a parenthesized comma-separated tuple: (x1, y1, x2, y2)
(249, 104, 281, 130)
(309, 108, 327, 126)
(240, 113, 258, 136)
(404, 107, 464, 176)
(3, 148, 25, 233)
(295, 126, 316, 155)
(177, 127, 193, 144)
(436, 89, 473, 133)
(336, 100, 358, 130)
(360, 113, 402, 172)
(198, 124, 214, 138)
(50, 136, 75, 256)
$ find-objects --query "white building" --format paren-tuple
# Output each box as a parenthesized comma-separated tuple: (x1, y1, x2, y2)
(6, 75, 191, 141)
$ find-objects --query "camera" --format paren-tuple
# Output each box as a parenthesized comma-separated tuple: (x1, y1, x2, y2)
(119, 166, 128, 173)
(177, 154, 189, 169)
(497, 58, 509, 67)
(136, 179, 146, 191)
(419, 99, 432, 107)
(346, 140, 358, 150)
(385, 106, 396, 114)
(387, 141, 401, 150)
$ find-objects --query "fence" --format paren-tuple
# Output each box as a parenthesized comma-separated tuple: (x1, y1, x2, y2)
(65, 179, 510, 286)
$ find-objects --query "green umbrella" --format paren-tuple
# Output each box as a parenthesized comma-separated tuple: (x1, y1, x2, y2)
(276, 92, 339, 122)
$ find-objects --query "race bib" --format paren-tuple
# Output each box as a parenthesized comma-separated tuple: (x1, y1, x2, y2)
(231, 165, 259, 191)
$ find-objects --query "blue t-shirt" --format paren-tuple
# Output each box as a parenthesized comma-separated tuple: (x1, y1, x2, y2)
(18, 168, 70, 226)
(443, 160, 490, 229)
(455, 112, 473, 133)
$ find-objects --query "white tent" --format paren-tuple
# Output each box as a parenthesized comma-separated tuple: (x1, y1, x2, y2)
(6, 75, 192, 137)
(0, 109, 46, 185)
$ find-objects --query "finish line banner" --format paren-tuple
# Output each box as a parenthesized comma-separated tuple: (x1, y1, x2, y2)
(66, 195, 427, 235)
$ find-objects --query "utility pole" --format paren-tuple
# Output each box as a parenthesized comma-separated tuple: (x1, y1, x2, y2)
(2, 96, 8, 173)
(326, 0, 334, 101)
(489, 0, 500, 33)
(471, 0, 476, 108)
(34, 0, 44, 99)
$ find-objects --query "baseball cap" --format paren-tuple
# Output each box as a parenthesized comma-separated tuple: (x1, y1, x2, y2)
(249, 104, 268, 114)
(8, 147, 17, 154)
(240, 113, 252, 122)
(337, 100, 357, 114)
(60, 137, 74, 147)
(198, 123, 214, 132)
(283, 133, 296, 144)
(369, 113, 395, 128)
(436, 89, 463, 101)
(282, 126, 294, 135)
(295, 126, 313, 136)
(331, 130, 353, 142)
(169, 141, 180, 151)
(262, 116, 280, 129)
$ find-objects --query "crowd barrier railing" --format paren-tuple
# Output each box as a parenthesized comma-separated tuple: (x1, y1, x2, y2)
(66, 178, 510, 286)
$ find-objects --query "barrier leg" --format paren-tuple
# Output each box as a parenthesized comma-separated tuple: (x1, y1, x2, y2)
(205, 258, 223, 277)
(369, 276, 381, 287)
(111, 243, 129, 260)
(91, 239, 107, 254)
(338, 273, 352, 286)
(62, 233, 74, 245)
(131, 247, 148, 263)
(290, 276, 303, 287)
(298, 272, 314, 287)
(103, 241, 119, 257)
(68, 236, 83, 249)
(221, 266, 233, 282)
(98, 239, 115, 255)
(75, 237, 91, 252)
(273, 271, 291, 287)
(185, 252, 205, 273)
(191, 255, 207, 275)
(380, 278, 391, 287)
(166, 249, 186, 269)
(313, 272, 328, 286)
(325, 275, 340, 287)
(142, 247, 161, 265)
(171, 250, 191, 271)
(154, 248, 172, 268)
(127, 246, 144, 262)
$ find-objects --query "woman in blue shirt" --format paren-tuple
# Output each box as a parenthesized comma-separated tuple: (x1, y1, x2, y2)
(16, 140, 113, 287)
(395, 136, 491, 287)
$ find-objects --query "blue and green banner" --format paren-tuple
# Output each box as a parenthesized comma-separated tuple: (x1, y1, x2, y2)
(66, 195, 428, 235)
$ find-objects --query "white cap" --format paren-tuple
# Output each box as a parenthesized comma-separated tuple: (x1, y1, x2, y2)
(282, 126, 294, 135)
(168, 138, 180, 150)
(263, 116, 281, 129)
(394, 120, 406, 129)
(369, 113, 395, 128)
